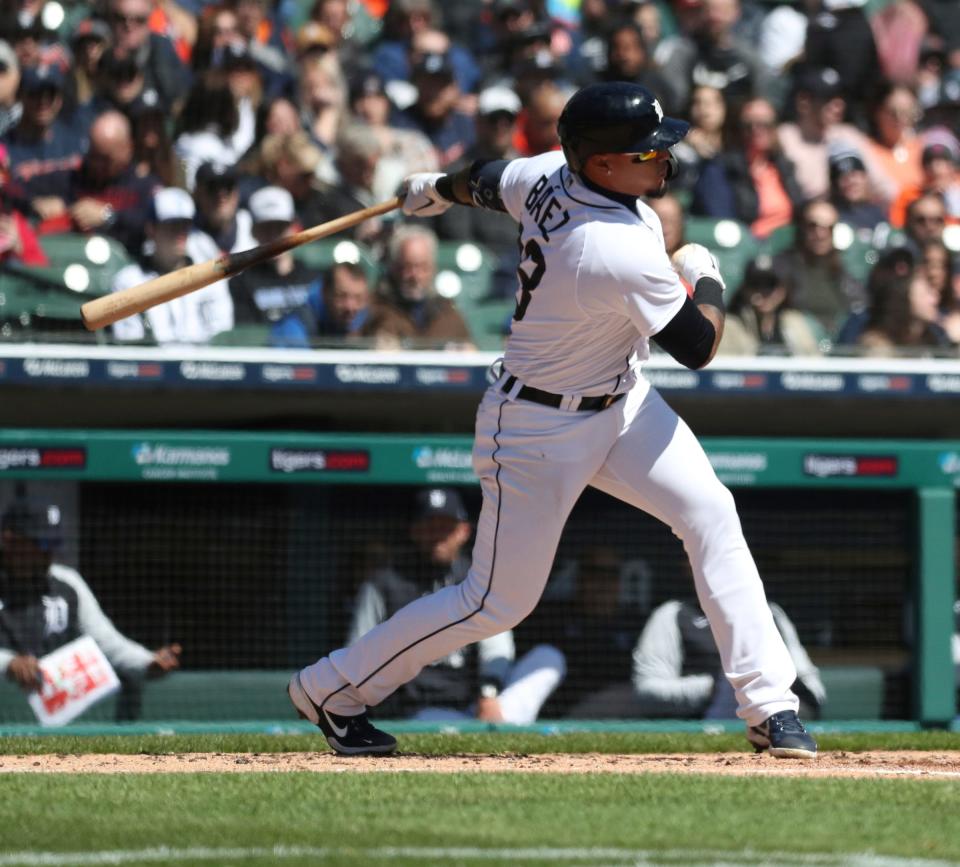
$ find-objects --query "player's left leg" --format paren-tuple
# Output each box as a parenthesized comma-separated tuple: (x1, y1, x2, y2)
(589, 386, 805, 733)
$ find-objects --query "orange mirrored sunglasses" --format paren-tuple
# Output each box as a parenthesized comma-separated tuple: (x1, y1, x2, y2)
(628, 150, 670, 163)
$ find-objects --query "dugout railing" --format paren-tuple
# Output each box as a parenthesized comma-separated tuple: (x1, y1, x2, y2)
(0, 430, 956, 730)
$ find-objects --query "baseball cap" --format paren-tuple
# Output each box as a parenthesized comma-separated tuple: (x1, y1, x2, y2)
(19, 63, 65, 94)
(195, 161, 239, 190)
(248, 185, 295, 224)
(412, 52, 454, 80)
(1, 501, 64, 549)
(921, 130, 960, 165)
(153, 187, 195, 223)
(349, 70, 386, 103)
(413, 488, 468, 522)
(70, 18, 110, 45)
(742, 256, 782, 292)
(828, 147, 866, 179)
(794, 65, 844, 101)
(478, 86, 521, 117)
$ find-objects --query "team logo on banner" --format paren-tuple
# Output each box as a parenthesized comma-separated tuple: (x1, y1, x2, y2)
(269, 448, 370, 473)
(0, 447, 86, 471)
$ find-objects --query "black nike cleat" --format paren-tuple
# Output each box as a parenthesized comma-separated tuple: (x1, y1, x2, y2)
(288, 672, 397, 756)
(747, 710, 817, 759)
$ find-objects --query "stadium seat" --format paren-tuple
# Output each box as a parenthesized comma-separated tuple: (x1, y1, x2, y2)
(683, 217, 761, 297)
(37, 233, 132, 298)
(435, 241, 497, 304)
(208, 324, 275, 347)
(763, 224, 796, 257)
(0, 267, 100, 341)
(292, 237, 381, 285)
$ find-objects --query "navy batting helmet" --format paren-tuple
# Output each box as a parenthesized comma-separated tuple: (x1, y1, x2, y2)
(558, 82, 689, 173)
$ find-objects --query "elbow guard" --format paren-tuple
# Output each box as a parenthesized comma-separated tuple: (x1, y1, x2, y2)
(652, 296, 717, 370)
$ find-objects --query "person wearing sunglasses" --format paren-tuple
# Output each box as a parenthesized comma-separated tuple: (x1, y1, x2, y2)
(107, 0, 191, 115)
(289, 81, 819, 761)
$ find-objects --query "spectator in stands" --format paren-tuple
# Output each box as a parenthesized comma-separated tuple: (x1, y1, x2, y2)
(255, 130, 326, 228)
(296, 50, 346, 158)
(803, 0, 880, 128)
(777, 66, 857, 202)
(599, 22, 673, 114)
(692, 96, 804, 240)
(129, 97, 184, 188)
(828, 147, 888, 237)
(0, 499, 181, 698)
(925, 241, 960, 345)
(347, 487, 563, 724)
(890, 137, 960, 228)
(516, 81, 566, 157)
(306, 0, 368, 75)
(671, 83, 726, 194)
(310, 123, 386, 244)
(107, 0, 191, 115)
(174, 71, 251, 191)
(718, 256, 823, 356)
(230, 0, 290, 85)
(518, 545, 642, 719)
(311, 261, 374, 341)
(646, 194, 685, 258)
(858, 82, 925, 210)
(191, 161, 254, 255)
(192, 4, 245, 73)
(373, 0, 479, 97)
(772, 198, 864, 339)
(3, 64, 84, 220)
(110, 187, 234, 344)
(371, 224, 473, 349)
(0, 142, 46, 267)
(95, 46, 165, 120)
(848, 247, 952, 355)
(228, 186, 322, 346)
(348, 69, 438, 200)
(633, 597, 826, 720)
(904, 191, 948, 253)
(0, 40, 21, 139)
(433, 85, 522, 299)
(654, 0, 771, 111)
(394, 52, 475, 170)
(68, 21, 109, 131)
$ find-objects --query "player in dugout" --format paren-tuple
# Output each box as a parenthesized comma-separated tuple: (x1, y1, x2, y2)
(0, 499, 181, 704)
(289, 81, 818, 760)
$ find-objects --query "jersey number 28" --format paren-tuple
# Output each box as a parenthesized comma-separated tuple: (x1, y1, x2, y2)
(513, 239, 545, 322)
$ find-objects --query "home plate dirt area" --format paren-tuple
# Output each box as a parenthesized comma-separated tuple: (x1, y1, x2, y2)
(3, 751, 960, 779)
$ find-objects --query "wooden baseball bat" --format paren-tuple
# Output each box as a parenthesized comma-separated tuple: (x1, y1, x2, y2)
(81, 196, 403, 331)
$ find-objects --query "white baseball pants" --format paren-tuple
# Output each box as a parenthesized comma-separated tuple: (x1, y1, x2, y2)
(300, 379, 799, 727)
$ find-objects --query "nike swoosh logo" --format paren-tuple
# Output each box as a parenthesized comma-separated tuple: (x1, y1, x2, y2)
(413, 200, 437, 212)
(324, 710, 348, 739)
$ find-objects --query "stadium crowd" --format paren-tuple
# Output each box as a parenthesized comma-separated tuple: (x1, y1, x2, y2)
(0, 0, 957, 356)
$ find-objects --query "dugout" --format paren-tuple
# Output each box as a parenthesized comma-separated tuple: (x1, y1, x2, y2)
(0, 430, 955, 731)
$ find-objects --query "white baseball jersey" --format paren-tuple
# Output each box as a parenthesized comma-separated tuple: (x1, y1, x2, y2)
(298, 151, 802, 734)
(498, 151, 687, 396)
(110, 232, 234, 345)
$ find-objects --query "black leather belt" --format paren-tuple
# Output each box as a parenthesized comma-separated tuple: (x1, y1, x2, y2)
(501, 374, 625, 412)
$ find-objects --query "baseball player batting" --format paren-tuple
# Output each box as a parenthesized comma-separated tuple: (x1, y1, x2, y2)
(289, 81, 817, 760)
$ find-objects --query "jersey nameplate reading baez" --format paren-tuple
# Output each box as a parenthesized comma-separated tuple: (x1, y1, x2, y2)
(525, 175, 570, 242)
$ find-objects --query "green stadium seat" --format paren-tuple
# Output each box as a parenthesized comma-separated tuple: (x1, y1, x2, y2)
(292, 238, 380, 285)
(763, 224, 796, 257)
(435, 241, 497, 304)
(833, 223, 880, 283)
(208, 324, 274, 347)
(683, 217, 761, 297)
(37, 233, 132, 297)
